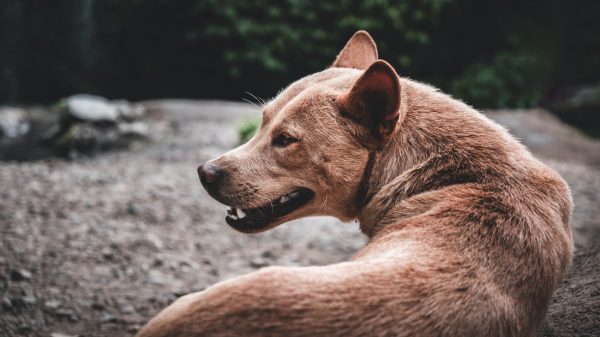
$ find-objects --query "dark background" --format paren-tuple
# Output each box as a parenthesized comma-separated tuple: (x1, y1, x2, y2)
(1, 0, 599, 109)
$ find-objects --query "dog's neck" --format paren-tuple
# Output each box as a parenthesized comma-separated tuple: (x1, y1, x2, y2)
(356, 80, 510, 237)
(357, 133, 426, 236)
(356, 80, 418, 236)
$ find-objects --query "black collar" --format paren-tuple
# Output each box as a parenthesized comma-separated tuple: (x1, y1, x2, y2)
(354, 150, 377, 210)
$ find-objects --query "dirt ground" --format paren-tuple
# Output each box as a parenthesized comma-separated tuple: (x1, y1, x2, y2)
(0, 101, 598, 337)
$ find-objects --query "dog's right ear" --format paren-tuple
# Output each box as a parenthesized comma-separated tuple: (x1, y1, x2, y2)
(337, 60, 401, 150)
(332, 31, 378, 70)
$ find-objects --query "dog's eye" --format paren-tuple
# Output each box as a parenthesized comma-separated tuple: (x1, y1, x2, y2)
(272, 133, 299, 148)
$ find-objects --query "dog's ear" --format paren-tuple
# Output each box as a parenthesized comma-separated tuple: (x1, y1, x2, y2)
(332, 31, 378, 70)
(337, 60, 401, 149)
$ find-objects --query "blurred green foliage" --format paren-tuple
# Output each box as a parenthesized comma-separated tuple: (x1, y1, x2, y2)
(1, 0, 599, 108)
(237, 118, 260, 144)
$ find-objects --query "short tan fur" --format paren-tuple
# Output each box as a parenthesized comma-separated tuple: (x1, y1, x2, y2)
(138, 31, 573, 337)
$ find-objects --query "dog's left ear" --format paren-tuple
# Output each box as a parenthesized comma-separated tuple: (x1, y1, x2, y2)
(332, 31, 378, 70)
(337, 60, 401, 149)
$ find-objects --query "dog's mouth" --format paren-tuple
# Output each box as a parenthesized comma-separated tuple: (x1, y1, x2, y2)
(225, 187, 314, 232)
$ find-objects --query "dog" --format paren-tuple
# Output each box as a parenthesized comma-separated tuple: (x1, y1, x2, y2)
(137, 31, 573, 337)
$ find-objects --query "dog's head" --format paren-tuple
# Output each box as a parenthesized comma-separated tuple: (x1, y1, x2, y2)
(198, 31, 403, 233)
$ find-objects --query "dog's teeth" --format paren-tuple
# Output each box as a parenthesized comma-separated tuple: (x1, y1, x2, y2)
(288, 191, 299, 199)
(280, 196, 290, 204)
(238, 209, 246, 218)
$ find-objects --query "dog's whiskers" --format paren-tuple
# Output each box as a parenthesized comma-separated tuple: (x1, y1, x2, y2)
(244, 91, 267, 106)
(241, 98, 262, 111)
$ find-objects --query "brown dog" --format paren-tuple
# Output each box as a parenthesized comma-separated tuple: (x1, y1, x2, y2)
(137, 31, 573, 337)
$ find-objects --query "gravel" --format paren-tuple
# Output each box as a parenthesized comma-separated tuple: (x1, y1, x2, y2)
(0, 101, 598, 337)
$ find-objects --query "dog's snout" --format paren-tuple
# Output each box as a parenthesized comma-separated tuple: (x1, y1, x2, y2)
(198, 162, 224, 185)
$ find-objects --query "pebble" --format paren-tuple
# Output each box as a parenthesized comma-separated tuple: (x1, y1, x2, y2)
(119, 303, 135, 314)
(54, 308, 78, 322)
(149, 270, 165, 285)
(10, 268, 32, 281)
(128, 324, 142, 333)
(127, 202, 139, 215)
(100, 313, 125, 324)
(102, 247, 114, 260)
(23, 295, 37, 304)
(45, 299, 62, 309)
(2, 296, 12, 309)
(146, 233, 164, 250)
(261, 250, 275, 259)
(249, 257, 269, 268)
(50, 333, 78, 337)
(91, 302, 105, 311)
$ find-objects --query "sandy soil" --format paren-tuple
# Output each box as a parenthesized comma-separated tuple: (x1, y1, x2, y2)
(0, 101, 598, 337)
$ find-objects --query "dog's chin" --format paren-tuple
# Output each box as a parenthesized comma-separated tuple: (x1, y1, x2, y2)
(224, 187, 315, 233)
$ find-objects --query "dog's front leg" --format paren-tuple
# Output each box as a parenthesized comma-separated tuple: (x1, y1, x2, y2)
(136, 267, 279, 337)
(136, 262, 390, 337)
(137, 266, 332, 337)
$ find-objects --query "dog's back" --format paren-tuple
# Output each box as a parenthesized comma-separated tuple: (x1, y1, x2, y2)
(349, 76, 574, 337)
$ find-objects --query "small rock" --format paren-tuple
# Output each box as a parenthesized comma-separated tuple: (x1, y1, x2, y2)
(128, 324, 142, 334)
(127, 202, 139, 215)
(151, 258, 163, 268)
(65, 95, 118, 122)
(0, 107, 30, 138)
(249, 257, 269, 268)
(54, 308, 78, 321)
(146, 233, 164, 250)
(2, 296, 12, 309)
(118, 121, 149, 138)
(100, 313, 124, 324)
(179, 262, 192, 273)
(10, 268, 32, 281)
(171, 290, 188, 298)
(91, 302, 104, 311)
(23, 295, 37, 304)
(51, 333, 78, 337)
(119, 303, 135, 314)
(55, 123, 114, 156)
(45, 95, 151, 158)
(149, 270, 165, 285)
(102, 247, 114, 260)
(113, 100, 146, 121)
(45, 299, 62, 309)
(101, 313, 116, 323)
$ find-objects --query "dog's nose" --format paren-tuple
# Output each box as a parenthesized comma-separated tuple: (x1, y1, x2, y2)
(198, 162, 223, 185)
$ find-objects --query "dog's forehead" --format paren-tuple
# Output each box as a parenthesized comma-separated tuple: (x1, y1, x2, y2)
(265, 67, 361, 119)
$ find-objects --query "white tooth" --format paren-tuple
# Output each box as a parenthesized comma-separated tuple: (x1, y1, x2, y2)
(280, 196, 290, 203)
(238, 209, 246, 218)
(288, 191, 299, 199)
